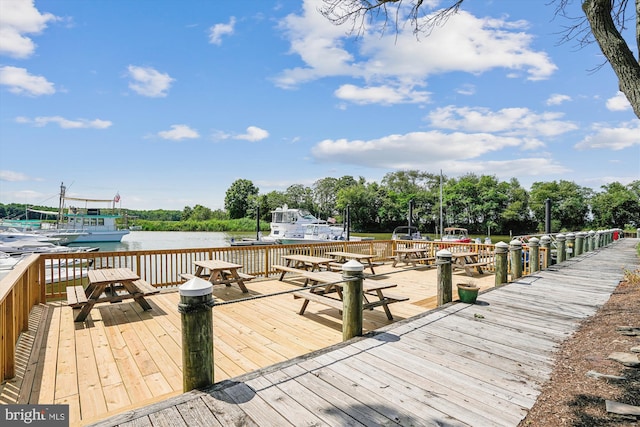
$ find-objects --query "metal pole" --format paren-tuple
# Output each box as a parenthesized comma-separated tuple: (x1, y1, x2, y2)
(545, 198, 551, 234)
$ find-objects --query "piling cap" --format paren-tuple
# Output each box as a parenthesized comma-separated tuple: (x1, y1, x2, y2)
(179, 277, 213, 296)
(436, 249, 452, 258)
(342, 259, 364, 272)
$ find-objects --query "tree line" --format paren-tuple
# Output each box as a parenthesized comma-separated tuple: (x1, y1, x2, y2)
(222, 172, 639, 235)
(2, 171, 638, 234)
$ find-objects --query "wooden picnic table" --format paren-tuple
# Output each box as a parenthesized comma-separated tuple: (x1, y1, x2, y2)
(392, 247, 435, 267)
(452, 251, 490, 276)
(183, 259, 255, 293)
(293, 270, 408, 320)
(325, 251, 378, 274)
(274, 254, 335, 281)
(69, 267, 159, 322)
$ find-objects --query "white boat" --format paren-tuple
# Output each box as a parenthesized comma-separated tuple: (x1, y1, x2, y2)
(0, 221, 87, 245)
(391, 226, 431, 241)
(26, 183, 130, 243)
(437, 227, 472, 243)
(262, 205, 371, 244)
(0, 238, 98, 256)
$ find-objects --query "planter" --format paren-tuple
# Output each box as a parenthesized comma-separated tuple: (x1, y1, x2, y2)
(457, 284, 479, 304)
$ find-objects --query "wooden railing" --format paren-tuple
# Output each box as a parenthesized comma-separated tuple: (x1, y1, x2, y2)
(1, 238, 552, 384)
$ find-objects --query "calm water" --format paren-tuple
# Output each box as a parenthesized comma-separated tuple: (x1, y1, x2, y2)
(67, 231, 255, 252)
(68, 231, 505, 252)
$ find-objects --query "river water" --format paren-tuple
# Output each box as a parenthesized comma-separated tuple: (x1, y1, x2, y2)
(67, 231, 256, 252)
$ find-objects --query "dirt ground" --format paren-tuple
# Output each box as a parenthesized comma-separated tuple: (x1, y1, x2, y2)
(518, 273, 640, 427)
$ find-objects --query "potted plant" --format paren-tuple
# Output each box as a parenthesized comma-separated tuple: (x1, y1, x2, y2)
(457, 281, 479, 304)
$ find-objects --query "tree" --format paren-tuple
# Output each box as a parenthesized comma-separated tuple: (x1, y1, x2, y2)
(224, 179, 259, 219)
(590, 181, 640, 228)
(320, 0, 640, 118)
(529, 180, 592, 231)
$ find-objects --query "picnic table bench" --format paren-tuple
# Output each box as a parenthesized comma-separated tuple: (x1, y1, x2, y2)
(392, 247, 435, 267)
(452, 252, 491, 276)
(67, 268, 159, 322)
(293, 270, 408, 320)
(181, 260, 255, 292)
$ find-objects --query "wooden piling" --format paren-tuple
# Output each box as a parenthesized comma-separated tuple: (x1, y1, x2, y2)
(494, 242, 509, 286)
(436, 249, 452, 306)
(342, 260, 363, 341)
(178, 278, 214, 392)
(556, 233, 566, 263)
(510, 239, 523, 280)
(528, 237, 540, 273)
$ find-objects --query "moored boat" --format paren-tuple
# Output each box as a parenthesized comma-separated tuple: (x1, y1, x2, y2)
(26, 183, 130, 243)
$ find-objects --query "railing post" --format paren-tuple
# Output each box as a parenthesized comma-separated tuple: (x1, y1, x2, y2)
(582, 232, 589, 254)
(637, 228, 640, 239)
(436, 249, 452, 306)
(588, 230, 595, 252)
(178, 277, 214, 392)
(494, 241, 509, 286)
(565, 233, 575, 259)
(509, 239, 523, 280)
(556, 233, 566, 263)
(595, 231, 602, 249)
(575, 232, 584, 256)
(528, 237, 540, 273)
(540, 235, 552, 268)
(342, 260, 363, 341)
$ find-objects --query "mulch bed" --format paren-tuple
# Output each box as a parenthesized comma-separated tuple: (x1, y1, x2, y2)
(518, 277, 640, 426)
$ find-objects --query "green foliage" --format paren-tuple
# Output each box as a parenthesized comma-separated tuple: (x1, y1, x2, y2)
(225, 179, 259, 219)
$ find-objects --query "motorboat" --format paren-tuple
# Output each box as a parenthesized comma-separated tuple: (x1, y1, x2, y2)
(239, 205, 369, 245)
(0, 221, 87, 245)
(391, 226, 431, 241)
(26, 182, 130, 243)
(438, 227, 472, 243)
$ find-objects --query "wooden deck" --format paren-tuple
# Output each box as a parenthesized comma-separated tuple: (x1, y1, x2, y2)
(0, 260, 495, 426)
(3, 239, 638, 426)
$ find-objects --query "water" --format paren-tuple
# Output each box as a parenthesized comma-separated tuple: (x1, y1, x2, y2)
(67, 231, 254, 252)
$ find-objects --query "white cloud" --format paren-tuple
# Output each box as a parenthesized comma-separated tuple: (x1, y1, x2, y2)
(546, 94, 571, 106)
(157, 124, 200, 141)
(127, 65, 174, 97)
(275, 1, 556, 105)
(0, 0, 58, 58)
(606, 91, 631, 111)
(209, 17, 236, 45)
(0, 170, 30, 181)
(426, 106, 578, 138)
(15, 115, 112, 129)
(334, 84, 430, 105)
(311, 131, 522, 169)
(235, 126, 269, 141)
(310, 130, 568, 179)
(574, 121, 640, 150)
(0, 66, 54, 96)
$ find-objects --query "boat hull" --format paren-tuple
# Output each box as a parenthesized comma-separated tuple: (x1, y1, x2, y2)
(72, 230, 130, 243)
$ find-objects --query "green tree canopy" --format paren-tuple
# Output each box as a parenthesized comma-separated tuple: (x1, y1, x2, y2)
(224, 179, 259, 219)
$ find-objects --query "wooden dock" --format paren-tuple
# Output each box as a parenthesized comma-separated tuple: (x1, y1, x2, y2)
(86, 239, 639, 427)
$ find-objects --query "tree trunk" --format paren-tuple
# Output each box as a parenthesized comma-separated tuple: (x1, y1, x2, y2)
(582, 0, 640, 118)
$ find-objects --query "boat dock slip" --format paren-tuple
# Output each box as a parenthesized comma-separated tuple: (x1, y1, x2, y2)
(84, 239, 638, 427)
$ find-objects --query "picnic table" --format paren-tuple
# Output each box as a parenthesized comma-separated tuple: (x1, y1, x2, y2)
(392, 247, 435, 267)
(293, 270, 408, 320)
(325, 251, 378, 274)
(68, 267, 159, 322)
(452, 251, 490, 276)
(273, 254, 335, 281)
(181, 260, 255, 293)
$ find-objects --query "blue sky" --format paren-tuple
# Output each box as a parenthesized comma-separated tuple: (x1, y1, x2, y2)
(1, 0, 638, 211)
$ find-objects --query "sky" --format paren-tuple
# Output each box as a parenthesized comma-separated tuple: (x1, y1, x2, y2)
(0, 0, 638, 212)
